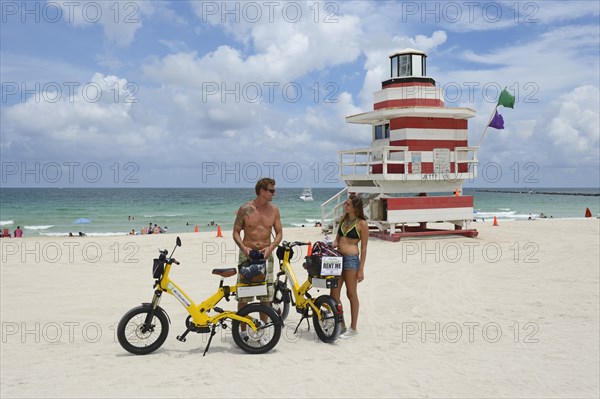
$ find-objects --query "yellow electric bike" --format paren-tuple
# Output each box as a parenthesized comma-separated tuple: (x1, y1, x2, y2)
(271, 241, 342, 343)
(117, 237, 282, 355)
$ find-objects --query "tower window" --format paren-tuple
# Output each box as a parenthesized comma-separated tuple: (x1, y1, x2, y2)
(398, 55, 411, 77)
(374, 123, 390, 140)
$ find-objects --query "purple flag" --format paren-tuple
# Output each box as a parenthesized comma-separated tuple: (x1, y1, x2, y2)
(489, 111, 504, 129)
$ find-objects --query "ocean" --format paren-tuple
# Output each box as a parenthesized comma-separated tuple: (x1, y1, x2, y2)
(1, 187, 598, 237)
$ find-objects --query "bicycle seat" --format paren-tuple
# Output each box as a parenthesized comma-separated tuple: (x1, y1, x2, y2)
(212, 268, 237, 277)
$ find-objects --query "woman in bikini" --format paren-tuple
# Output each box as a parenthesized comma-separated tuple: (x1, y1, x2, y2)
(331, 194, 369, 338)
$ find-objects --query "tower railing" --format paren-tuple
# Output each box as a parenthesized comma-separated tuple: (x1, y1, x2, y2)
(320, 187, 348, 233)
(338, 145, 478, 181)
(339, 146, 408, 180)
(320, 187, 380, 234)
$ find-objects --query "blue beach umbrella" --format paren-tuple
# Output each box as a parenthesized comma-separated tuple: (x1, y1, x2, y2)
(73, 218, 91, 224)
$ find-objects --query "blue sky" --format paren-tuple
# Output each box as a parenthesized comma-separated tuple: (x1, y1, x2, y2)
(1, 0, 599, 188)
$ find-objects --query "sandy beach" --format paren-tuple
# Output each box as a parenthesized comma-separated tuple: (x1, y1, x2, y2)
(1, 219, 598, 398)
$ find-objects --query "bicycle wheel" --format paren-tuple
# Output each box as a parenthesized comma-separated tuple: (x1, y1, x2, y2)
(272, 281, 290, 321)
(117, 305, 169, 355)
(312, 295, 340, 343)
(232, 303, 282, 354)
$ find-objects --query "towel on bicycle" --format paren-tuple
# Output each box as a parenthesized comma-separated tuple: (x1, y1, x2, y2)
(238, 249, 267, 284)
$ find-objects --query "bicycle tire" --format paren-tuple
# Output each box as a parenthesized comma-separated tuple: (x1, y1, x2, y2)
(117, 305, 169, 355)
(232, 303, 282, 354)
(312, 295, 340, 343)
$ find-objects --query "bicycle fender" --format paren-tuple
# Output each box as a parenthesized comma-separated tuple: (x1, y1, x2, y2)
(141, 302, 171, 325)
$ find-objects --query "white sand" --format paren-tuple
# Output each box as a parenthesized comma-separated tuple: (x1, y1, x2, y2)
(1, 219, 599, 398)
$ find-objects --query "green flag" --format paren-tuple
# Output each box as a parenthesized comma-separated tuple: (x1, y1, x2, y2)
(498, 88, 515, 108)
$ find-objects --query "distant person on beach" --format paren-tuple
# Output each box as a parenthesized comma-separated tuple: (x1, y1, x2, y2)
(330, 194, 369, 339)
(233, 178, 283, 322)
(14, 226, 23, 237)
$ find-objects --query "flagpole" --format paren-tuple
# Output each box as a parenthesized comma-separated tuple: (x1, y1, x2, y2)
(476, 103, 499, 147)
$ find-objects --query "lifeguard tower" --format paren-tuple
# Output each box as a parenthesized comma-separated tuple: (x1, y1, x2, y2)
(322, 49, 479, 241)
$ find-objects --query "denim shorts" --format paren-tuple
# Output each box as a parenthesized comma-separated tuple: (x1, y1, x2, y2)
(342, 255, 360, 271)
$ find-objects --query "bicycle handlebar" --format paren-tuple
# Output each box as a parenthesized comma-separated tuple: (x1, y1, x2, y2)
(158, 249, 179, 265)
(280, 241, 310, 248)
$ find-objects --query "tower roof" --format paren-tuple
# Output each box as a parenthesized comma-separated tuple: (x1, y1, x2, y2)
(345, 106, 476, 124)
(389, 48, 427, 58)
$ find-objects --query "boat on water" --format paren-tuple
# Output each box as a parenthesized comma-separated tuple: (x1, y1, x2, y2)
(300, 187, 314, 201)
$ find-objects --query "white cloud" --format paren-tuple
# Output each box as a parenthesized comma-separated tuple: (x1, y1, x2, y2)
(188, 1, 362, 81)
(533, 85, 599, 167)
(1, 73, 161, 160)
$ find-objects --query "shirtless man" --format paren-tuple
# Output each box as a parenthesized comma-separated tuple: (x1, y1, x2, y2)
(233, 178, 283, 311)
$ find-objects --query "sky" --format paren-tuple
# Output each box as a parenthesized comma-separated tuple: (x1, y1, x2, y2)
(1, 0, 599, 188)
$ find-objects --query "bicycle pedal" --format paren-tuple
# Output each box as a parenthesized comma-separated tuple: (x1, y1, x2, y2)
(176, 335, 186, 342)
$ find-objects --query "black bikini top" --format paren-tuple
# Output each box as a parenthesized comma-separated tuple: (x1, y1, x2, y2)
(338, 219, 360, 240)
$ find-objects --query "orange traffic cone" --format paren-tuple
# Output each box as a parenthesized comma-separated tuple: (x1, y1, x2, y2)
(194, 224, 199, 233)
(306, 241, 312, 256)
(454, 188, 460, 196)
(216, 225, 223, 237)
(493, 216, 499, 226)
(585, 207, 592, 218)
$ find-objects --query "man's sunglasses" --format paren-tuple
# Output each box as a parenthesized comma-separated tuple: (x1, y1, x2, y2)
(263, 188, 275, 193)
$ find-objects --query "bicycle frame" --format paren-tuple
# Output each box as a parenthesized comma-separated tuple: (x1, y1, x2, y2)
(277, 245, 327, 317)
(153, 260, 260, 332)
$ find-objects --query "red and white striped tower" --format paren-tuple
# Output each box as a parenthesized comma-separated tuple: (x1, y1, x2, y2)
(325, 49, 479, 241)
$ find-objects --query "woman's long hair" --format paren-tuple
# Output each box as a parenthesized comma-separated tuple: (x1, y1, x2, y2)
(341, 194, 366, 225)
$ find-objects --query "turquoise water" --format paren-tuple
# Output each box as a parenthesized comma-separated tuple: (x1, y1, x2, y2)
(0, 188, 598, 236)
